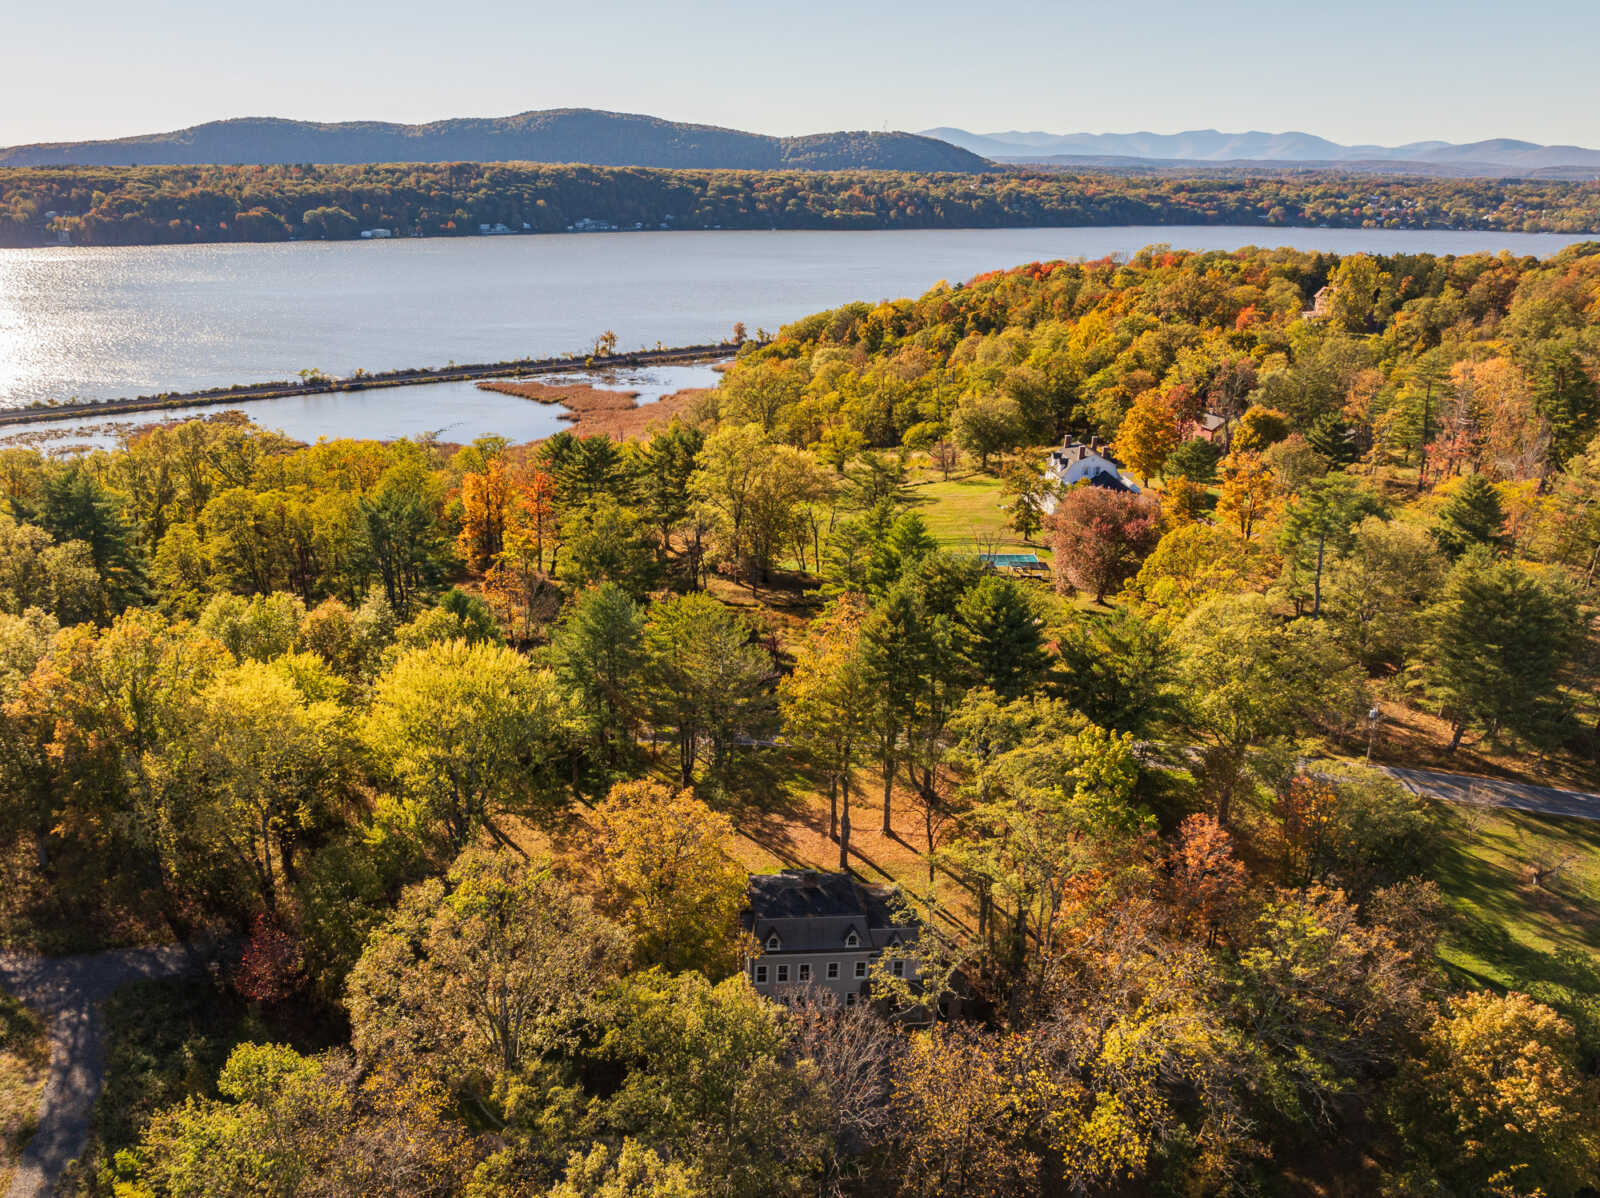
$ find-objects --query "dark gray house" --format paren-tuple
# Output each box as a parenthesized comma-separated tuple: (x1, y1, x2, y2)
(742, 870, 919, 1004)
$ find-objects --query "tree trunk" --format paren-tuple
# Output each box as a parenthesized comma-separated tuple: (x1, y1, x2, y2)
(1448, 722, 1466, 753)
(828, 774, 838, 841)
(1311, 532, 1326, 617)
(881, 752, 895, 835)
(838, 766, 851, 873)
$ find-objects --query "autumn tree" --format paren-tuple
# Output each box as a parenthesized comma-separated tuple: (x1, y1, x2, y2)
(1175, 593, 1364, 822)
(590, 780, 748, 977)
(151, 656, 352, 916)
(1214, 450, 1278, 541)
(1166, 814, 1248, 947)
(347, 848, 629, 1092)
(891, 1027, 1039, 1198)
(598, 970, 829, 1197)
(779, 595, 874, 867)
(1113, 387, 1182, 482)
(951, 392, 1025, 472)
(134, 1044, 481, 1198)
(1393, 992, 1600, 1197)
(1045, 485, 1161, 602)
(364, 639, 573, 855)
(456, 456, 513, 571)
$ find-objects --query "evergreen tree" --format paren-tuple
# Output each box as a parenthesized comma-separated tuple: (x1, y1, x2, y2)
(1432, 474, 1510, 558)
(955, 575, 1050, 700)
(1424, 551, 1583, 752)
(32, 462, 149, 611)
(551, 582, 646, 766)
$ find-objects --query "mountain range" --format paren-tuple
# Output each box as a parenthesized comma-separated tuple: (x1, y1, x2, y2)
(0, 109, 992, 172)
(922, 127, 1600, 174)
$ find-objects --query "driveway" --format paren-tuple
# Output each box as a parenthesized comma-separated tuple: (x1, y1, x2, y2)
(0, 944, 204, 1198)
(1382, 765, 1600, 822)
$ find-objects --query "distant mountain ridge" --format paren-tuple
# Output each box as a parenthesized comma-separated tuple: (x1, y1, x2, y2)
(0, 109, 993, 172)
(922, 127, 1600, 174)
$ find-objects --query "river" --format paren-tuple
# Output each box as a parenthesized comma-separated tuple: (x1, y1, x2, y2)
(0, 225, 1589, 443)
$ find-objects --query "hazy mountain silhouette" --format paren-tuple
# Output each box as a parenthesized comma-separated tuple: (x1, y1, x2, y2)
(923, 127, 1600, 173)
(0, 109, 993, 172)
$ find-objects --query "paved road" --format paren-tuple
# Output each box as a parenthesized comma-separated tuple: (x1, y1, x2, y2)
(0, 944, 203, 1198)
(1382, 765, 1600, 822)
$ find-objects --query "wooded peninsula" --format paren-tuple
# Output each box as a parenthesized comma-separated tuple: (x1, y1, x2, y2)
(4, 161, 1600, 246)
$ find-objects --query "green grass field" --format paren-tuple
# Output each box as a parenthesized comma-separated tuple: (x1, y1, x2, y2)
(1433, 804, 1600, 1041)
(905, 472, 1048, 560)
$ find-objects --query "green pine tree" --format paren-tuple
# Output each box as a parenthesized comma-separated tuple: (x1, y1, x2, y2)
(1432, 474, 1510, 559)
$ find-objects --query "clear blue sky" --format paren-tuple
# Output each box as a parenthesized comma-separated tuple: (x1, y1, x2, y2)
(3, 0, 1597, 148)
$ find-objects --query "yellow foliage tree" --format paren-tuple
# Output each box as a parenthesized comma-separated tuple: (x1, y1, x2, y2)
(1214, 451, 1279, 540)
(591, 779, 751, 978)
(1113, 389, 1181, 483)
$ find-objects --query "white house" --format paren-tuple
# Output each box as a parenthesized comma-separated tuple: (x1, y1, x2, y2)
(1040, 436, 1140, 512)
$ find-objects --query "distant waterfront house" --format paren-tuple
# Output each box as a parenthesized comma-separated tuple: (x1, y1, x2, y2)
(1039, 436, 1139, 512)
(359, 228, 393, 239)
(743, 870, 919, 1004)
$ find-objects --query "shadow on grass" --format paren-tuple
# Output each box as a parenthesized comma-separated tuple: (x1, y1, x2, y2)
(1436, 805, 1600, 1060)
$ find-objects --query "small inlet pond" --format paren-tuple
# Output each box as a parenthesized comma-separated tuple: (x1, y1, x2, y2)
(0, 363, 725, 453)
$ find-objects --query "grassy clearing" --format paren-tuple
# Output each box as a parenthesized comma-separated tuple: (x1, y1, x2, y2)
(1434, 803, 1600, 993)
(0, 994, 48, 1190)
(904, 471, 1045, 560)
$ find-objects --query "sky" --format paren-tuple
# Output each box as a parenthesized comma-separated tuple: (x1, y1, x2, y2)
(3, 0, 1598, 149)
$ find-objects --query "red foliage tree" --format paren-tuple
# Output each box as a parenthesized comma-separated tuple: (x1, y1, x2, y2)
(1045, 486, 1162, 602)
(1166, 814, 1248, 947)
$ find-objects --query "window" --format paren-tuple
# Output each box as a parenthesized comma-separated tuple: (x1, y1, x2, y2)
(854, 961, 867, 978)
(766, 933, 781, 951)
(798, 964, 811, 981)
(826, 962, 839, 979)
(891, 959, 905, 978)
(845, 992, 857, 1006)
(754, 964, 768, 984)
(776, 964, 789, 983)
(844, 930, 859, 947)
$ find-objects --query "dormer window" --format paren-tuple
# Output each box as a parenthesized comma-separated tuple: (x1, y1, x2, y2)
(843, 930, 859, 948)
(766, 933, 781, 952)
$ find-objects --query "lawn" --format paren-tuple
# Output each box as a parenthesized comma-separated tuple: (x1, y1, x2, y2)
(904, 471, 1046, 561)
(1432, 802, 1600, 1045)
(0, 993, 47, 1192)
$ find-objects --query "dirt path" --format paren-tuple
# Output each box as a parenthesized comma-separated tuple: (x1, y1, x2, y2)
(0, 945, 204, 1198)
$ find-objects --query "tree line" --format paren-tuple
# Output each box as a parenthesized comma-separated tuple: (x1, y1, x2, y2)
(3, 161, 1600, 246)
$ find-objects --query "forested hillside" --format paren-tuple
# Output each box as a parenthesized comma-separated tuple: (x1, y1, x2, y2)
(4, 161, 1600, 246)
(0, 109, 990, 173)
(6, 244, 1600, 1195)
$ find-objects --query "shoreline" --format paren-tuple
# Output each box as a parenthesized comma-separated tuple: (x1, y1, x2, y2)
(0, 342, 742, 429)
(477, 377, 718, 440)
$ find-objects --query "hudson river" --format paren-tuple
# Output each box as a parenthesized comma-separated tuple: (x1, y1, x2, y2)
(0, 225, 1588, 438)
